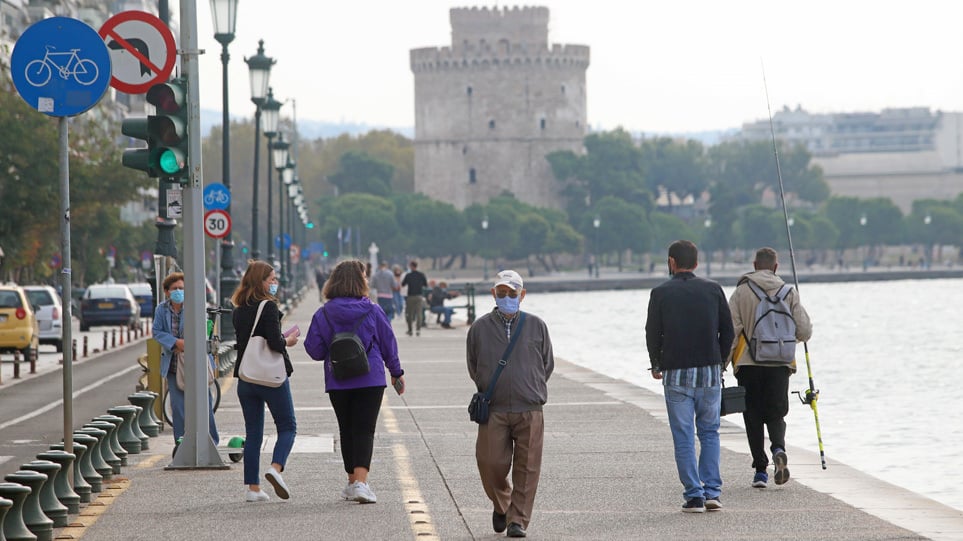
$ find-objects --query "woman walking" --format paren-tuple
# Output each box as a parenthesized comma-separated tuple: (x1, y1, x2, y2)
(304, 259, 405, 504)
(232, 260, 299, 502)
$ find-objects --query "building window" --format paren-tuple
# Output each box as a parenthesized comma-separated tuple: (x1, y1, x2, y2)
(488, 119, 495, 129)
(540, 118, 546, 130)
(469, 168, 477, 184)
(561, 84, 566, 95)
(467, 86, 472, 96)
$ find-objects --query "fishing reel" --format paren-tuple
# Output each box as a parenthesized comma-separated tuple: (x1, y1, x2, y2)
(792, 388, 819, 405)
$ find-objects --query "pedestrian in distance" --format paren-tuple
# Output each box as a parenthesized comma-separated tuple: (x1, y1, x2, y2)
(303, 259, 405, 504)
(645, 240, 734, 513)
(428, 280, 460, 328)
(401, 260, 428, 336)
(370, 261, 396, 319)
(727, 247, 812, 488)
(231, 260, 299, 502)
(467, 270, 554, 538)
(152, 272, 219, 454)
(391, 264, 404, 316)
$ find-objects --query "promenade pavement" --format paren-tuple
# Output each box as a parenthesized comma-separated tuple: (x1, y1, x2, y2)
(43, 293, 963, 540)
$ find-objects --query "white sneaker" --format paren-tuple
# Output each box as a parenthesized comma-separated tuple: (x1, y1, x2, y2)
(246, 489, 270, 502)
(341, 482, 355, 501)
(265, 468, 290, 500)
(351, 481, 377, 503)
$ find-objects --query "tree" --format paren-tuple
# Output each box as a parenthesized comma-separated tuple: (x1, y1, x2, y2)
(585, 196, 651, 271)
(328, 150, 394, 197)
(638, 137, 708, 209)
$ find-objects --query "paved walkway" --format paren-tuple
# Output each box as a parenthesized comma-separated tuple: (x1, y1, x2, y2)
(52, 297, 963, 540)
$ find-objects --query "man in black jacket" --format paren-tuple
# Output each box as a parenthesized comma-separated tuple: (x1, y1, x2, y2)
(645, 240, 734, 513)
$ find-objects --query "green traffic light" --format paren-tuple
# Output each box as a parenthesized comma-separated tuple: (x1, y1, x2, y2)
(158, 148, 184, 175)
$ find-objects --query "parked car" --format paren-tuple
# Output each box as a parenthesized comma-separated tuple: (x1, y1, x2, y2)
(126, 282, 155, 318)
(23, 285, 64, 352)
(79, 284, 140, 331)
(0, 284, 40, 361)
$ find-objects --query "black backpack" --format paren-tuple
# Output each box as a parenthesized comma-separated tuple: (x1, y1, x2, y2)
(322, 306, 373, 380)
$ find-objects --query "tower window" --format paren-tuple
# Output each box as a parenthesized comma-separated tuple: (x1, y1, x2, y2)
(488, 119, 495, 130)
(561, 84, 566, 95)
(469, 168, 477, 184)
(540, 118, 546, 130)
(467, 86, 472, 96)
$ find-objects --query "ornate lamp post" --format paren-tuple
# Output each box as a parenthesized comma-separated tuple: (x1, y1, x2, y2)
(703, 216, 712, 276)
(244, 40, 274, 259)
(593, 215, 601, 278)
(261, 90, 283, 263)
(278, 155, 294, 286)
(859, 213, 868, 271)
(270, 131, 290, 271)
(481, 215, 489, 280)
(923, 213, 932, 269)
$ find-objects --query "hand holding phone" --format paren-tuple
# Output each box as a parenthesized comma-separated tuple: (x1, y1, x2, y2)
(283, 325, 300, 338)
(392, 376, 405, 395)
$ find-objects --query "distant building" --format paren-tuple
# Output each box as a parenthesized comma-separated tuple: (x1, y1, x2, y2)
(410, 6, 590, 210)
(738, 106, 963, 212)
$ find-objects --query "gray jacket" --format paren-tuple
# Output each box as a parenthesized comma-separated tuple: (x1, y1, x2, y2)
(466, 309, 554, 413)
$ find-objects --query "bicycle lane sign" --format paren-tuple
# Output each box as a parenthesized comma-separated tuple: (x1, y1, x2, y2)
(10, 17, 111, 117)
(203, 183, 231, 211)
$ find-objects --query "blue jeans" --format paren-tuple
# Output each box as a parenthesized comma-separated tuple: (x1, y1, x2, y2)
(430, 305, 454, 325)
(377, 297, 395, 319)
(166, 372, 219, 446)
(664, 383, 722, 501)
(393, 291, 404, 315)
(237, 379, 297, 485)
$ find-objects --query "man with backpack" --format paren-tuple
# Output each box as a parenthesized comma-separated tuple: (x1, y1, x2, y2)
(727, 247, 812, 489)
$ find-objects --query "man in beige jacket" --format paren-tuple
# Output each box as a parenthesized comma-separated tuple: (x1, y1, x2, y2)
(727, 247, 812, 488)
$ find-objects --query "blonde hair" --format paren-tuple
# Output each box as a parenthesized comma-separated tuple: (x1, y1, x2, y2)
(231, 260, 276, 307)
(322, 259, 369, 300)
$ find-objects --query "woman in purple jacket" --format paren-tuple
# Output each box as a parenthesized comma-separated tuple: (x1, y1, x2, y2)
(304, 259, 405, 504)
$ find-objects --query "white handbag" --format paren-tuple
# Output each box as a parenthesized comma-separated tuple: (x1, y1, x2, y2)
(237, 300, 287, 388)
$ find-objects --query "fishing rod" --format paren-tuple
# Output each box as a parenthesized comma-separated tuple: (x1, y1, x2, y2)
(762, 66, 827, 470)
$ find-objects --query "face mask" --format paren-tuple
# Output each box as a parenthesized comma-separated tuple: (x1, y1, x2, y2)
(268, 283, 279, 296)
(495, 294, 520, 314)
(169, 289, 184, 304)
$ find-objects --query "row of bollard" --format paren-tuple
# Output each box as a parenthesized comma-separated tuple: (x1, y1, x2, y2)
(3, 322, 151, 385)
(0, 391, 161, 541)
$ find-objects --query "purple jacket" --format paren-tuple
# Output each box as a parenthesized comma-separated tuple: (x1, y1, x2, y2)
(303, 296, 402, 391)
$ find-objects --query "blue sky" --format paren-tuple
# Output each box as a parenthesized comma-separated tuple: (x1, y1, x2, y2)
(192, 1, 963, 134)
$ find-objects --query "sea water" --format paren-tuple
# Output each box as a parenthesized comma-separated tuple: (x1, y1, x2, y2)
(518, 278, 963, 512)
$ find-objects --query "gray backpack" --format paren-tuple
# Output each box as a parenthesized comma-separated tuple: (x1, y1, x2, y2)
(745, 281, 797, 364)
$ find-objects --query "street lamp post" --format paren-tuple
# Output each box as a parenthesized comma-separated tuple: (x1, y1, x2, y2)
(592, 215, 600, 278)
(859, 213, 868, 271)
(703, 217, 712, 276)
(261, 89, 283, 264)
(481, 215, 489, 280)
(271, 132, 290, 275)
(278, 155, 294, 287)
(244, 40, 274, 259)
(923, 213, 932, 269)
(210, 0, 239, 339)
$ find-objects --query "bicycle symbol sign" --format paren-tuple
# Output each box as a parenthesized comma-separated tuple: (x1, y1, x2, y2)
(203, 183, 231, 211)
(10, 17, 111, 117)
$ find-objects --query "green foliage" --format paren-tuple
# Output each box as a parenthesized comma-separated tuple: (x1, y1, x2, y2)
(328, 150, 394, 197)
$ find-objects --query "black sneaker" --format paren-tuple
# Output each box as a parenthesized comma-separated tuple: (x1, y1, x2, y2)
(492, 511, 507, 533)
(705, 498, 722, 511)
(682, 497, 706, 513)
(773, 449, 790, 485)
(506, 523, 527, 537)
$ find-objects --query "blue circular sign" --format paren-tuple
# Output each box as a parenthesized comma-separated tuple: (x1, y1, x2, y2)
(203, 182, 231, 211)
(10, 17, 111, 117)
(274, 233, 292, 250)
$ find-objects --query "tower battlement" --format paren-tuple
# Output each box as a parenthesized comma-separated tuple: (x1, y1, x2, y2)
(410, 43, 590, 72)
(450, 6, 550, 47)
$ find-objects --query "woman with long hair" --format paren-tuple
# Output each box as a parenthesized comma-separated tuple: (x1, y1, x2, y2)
(232, 260, 299, 502)
(304, 259, 405, 504)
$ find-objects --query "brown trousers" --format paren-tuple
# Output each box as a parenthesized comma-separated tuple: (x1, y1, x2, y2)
(475, 410, 545, 529)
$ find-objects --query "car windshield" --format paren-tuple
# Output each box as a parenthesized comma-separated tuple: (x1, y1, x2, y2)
(87, 287, 129, 299)
(26, 289, 54, 305)
(127, 284, 151, 296)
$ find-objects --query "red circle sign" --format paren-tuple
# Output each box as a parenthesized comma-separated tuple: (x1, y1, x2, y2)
(204, 210, 231, 239)
(99, 11, 176, 94)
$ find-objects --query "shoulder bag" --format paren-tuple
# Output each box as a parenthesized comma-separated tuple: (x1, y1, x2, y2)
(468, 313, 527, 424)
(237, 300, 287, 388)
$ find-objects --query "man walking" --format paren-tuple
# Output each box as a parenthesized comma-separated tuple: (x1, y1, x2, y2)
(727, 247, 812, 488)
(467, 270, 554, 538)
(370, 262, 396, 319)
(646, 240, 734, 513)
(401, 260, 428, 336)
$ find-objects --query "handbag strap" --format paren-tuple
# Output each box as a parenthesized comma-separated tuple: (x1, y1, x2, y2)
(482, 312, 527, 400)
(249, 300, 269, 341)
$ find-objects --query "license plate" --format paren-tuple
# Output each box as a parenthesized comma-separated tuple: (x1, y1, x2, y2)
(39, 321, 52, 330)
(98, 302, 114, 309)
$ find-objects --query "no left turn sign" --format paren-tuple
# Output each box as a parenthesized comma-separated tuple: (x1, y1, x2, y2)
(99, 11, 176, 94)
(204, 209, 231, 239)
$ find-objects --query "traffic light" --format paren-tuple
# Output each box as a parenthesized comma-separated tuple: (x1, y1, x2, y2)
(146, 78, 189, 182)
(121, 115, 155, 176)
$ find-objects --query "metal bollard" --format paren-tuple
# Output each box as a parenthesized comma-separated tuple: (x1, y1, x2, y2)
(102, 331, 107, 352)
(28, 346, 35, 374)
(83, 422, 123, 473)
(70, 433, 103, 493)
(48, 443, 92, 503)
(71, 339, 77, 362)
(13, 349, 20, 379)
(0, 496, 13, 539)
(83, 335, 88, 358)
(35, 450, 80, 514)
(106, 406, 142, 454)
(4, 470, 54, 541)
(128, 393, 160, 437)
(21, 460, 68, 528)
(119, 327, 124, 346)
(127, 326, 132, 343)
(0, 482, 33, 541)
(75, 427, 115, 479)
(92, 415, 128, 467)
(111, 329, 116, 348)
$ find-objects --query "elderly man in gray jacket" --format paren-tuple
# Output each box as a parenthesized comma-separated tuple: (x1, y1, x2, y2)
(467, 270, 554, 539)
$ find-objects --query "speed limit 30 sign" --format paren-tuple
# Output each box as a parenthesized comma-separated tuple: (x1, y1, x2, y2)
(204, 209, 231, 238)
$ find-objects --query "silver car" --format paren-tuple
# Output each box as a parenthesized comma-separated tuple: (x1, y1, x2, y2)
(23, 285, 64, 352)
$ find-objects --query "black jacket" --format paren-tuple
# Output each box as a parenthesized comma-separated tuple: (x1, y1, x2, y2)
(645, 272, 734, 372)
(233, 300, 293, 378)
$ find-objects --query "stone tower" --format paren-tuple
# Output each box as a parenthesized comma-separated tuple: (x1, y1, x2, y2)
(410, 6, 590, 210)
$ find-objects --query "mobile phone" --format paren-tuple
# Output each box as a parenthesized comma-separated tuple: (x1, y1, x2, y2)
(393, 377, 404, 394)
(283, 325, 300, 338)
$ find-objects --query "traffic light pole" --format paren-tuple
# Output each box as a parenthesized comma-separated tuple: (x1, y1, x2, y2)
(168, 0, 225, 470)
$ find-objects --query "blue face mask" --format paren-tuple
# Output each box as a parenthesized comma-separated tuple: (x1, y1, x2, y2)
(169, 289, 184, 304)
(268, 283, 279, 296)
(494, 295, 520, 315)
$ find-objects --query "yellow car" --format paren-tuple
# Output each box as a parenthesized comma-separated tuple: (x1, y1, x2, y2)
(0, 284, 40, 362)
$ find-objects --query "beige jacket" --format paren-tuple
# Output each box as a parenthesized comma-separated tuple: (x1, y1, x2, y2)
(727, 270, 812, 374)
